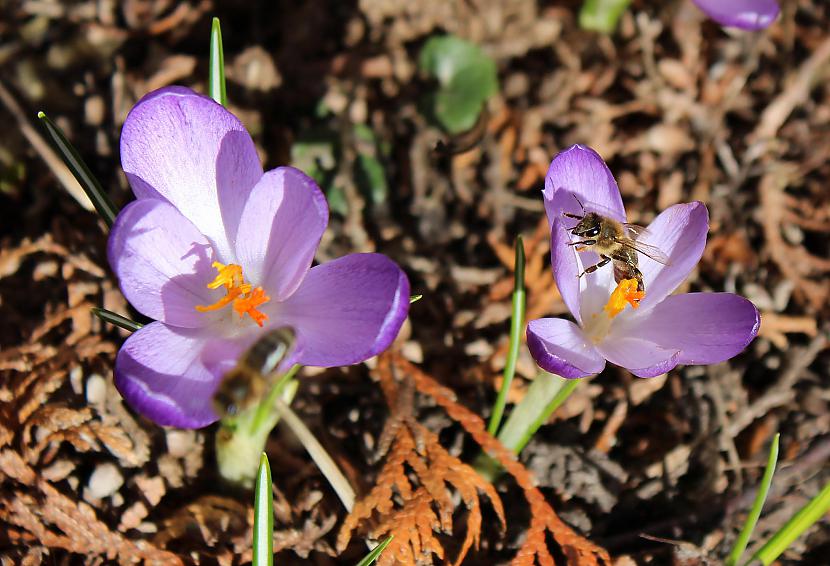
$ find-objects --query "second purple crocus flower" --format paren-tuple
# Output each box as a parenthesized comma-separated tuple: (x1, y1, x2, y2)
(527, 145, 759, 379)
(692, 0, 780, 30)
(109, 87, 409, 428)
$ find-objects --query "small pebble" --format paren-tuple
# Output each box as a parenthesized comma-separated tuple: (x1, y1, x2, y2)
(85, 374, 107, 405)
(87, 462, 123, 499)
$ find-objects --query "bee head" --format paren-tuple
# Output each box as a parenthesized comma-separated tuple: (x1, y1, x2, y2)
(570, 212, 602, 238)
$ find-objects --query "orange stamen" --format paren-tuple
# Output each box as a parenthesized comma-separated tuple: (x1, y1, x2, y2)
(194, 263, 270, 325)
(233, 287, 270, 327)
(205, 262, 243, 290)
(603, 278, 645, 319)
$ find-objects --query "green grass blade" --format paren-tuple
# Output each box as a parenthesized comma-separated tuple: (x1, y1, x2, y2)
(751, 479, 830, 565)
(209, 17, 227, 107)
(252, 452, 274, 566)
(91, 308, 143, 332)
(37, 112, 119, 227)
(487, 235, 526, 435)
(725, 433, 779, 566)
(355, 536, 394, 566)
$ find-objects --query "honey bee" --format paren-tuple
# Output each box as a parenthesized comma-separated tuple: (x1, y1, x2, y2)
(563, 197, 670, 294)
(213, 326, 296, 417)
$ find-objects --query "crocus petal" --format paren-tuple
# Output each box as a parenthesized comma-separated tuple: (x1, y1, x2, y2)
(275, 253, 409, 367)
(543, 144, 626, 229)
(115, 322, 231, 428)
(550, 218, 583, 323)
(526, 318, 606, 378)
(108, 199, 222, 328)
(120, 86, 263, 261)
(692, 0, 780, 30)
(612, 293, 760, 367)
(596, 335, 680, 378)
(235, 167, 328, 300)
(635, 202, 709, 311)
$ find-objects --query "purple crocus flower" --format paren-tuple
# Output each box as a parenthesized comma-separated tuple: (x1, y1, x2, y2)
(526, 145, 759, 379)
(108, 86, 409, 428)
(692, 0, 780, 30)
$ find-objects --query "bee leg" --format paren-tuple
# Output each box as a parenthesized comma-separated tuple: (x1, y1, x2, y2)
(567, 239, 597, 247)
(632, 268, 645, 293)
(578, 255, 611, 278)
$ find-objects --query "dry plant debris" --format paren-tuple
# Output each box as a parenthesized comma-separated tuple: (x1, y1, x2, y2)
(341, 352, 612, 566)
(338, 353, 505, 565)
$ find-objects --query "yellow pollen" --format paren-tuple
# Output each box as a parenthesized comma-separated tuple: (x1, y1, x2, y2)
(603, 278, 645, 319)
(195, 262, 270, 326)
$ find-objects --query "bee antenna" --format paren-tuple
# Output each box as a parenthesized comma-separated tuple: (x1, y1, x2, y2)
(572, 194, 585, 211)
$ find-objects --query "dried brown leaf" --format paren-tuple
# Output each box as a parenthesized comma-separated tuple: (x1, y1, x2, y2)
(389, 352, 612, 566)
(338, 355, 505, 566)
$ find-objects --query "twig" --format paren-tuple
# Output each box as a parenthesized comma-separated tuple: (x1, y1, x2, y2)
(727, 331, 829, 438)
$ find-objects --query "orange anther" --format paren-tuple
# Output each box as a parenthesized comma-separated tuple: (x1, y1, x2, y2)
(233, 287, 270, 327)
(603, 278, 645, 319)
(195, 263, 270, 325)
(205, 262, 244, 290)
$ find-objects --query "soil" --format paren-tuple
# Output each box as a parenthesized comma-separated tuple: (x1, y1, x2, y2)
(1, 1, 829, 564)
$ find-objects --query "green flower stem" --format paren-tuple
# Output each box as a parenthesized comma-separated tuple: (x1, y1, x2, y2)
(252, 453, 273, 566)
(91, 307, 143, 332)
(487, 235, 526, 436)
(579, 0, 633, 34)
(751, 479, 830, 565)
(497, 372, 581, 454)
(476, 372, 582, 480)
(273, 397, 356, 511)
(726, 433, 779, 566)
(216, 367, 300, 487)
(209, 17, 227, 107)
(37, 112, 119, 226)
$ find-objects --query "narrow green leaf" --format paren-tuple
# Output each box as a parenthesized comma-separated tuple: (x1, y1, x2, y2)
(91, 308, 143, 332)
(37, 112, 118, 227)
(725, 433, 779, 566)
(355, 536, 394, 566)
(409, 294, 423, 304)
(487, 235, 525, 435)
(751, 479, 830, 565)
(209, 17, 227, 107)
(579, 0, 633, 34)
(252, 452, 273, 566)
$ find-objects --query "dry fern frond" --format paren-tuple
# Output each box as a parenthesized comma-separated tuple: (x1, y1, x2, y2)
(389, 352, 612, 566)
(337, 357, 506, 566)
(0, 448, 179, 564)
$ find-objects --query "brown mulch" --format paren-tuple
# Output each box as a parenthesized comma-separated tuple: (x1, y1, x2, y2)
(1, 0, 829, 564)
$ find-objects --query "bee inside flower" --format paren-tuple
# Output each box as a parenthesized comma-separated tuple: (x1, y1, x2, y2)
(527, 145, 760, 379)
(107, 86, 411, 428)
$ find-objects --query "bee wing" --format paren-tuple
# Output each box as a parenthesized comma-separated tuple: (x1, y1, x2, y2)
(623, 223, 649, 238)
(619, 237, 672, 265)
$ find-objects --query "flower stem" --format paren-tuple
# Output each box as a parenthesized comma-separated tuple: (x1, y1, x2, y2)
(215, 367, 300, 487)
(501, 374, 581, 454)
(487, 235, 526, 436)
(475, 372, 582, 480)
